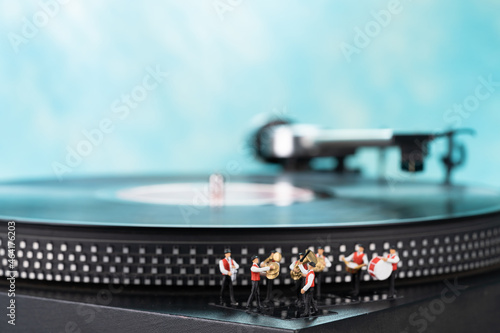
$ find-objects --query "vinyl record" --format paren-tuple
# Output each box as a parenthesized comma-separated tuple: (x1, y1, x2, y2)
(0, 174, 499, 228)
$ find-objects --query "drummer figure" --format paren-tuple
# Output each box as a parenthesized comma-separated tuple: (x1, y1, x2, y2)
(219, 248, 239, 306)
(263, 249, 280, 305)
(246, 255, 270, 311)
(342, 244, 368, 297)
(315, 246, 332, 299)
(289, 252, 306, 307)
(382, 244, 400, 298)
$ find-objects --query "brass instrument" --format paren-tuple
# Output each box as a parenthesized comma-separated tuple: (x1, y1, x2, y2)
(290, 261, 303, 280)
(290, 250, 318, 280)
(261, 252, 282, 279)
(303, 250, 318, 266)
(313, 255, 326, 273)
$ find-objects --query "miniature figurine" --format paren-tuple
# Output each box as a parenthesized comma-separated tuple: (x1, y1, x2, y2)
(262, 249, 281, 305)
(315, 246, 332, 299)
(246, 255, 270, 311)
(219, 248, 239, 306)
(289, 252, 306, 307)
(342, 244, 368, 297)
(299, 260, 319, 317)
(381, 244, 400, 298)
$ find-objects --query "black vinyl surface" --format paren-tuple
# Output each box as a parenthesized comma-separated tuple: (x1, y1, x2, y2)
(0, 174, 499, 227)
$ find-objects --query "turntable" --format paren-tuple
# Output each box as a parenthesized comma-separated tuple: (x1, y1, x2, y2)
(1, 122, 499, 332)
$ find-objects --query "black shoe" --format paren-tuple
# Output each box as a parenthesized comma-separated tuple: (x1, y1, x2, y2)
(300, 312, 310, 318)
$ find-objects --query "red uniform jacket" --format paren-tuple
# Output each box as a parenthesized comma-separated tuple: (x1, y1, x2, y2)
(353, 252, 365, 265)
(387, 254, 398, 271)
(306, 270, 315, 288)
(221, 258, 235, 275)
(251, 263, 261, 281)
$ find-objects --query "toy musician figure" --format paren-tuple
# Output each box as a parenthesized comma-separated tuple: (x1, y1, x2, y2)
(343, 244, 368, 297)
(218, 248, 239, 306)
(299, 261, 319, 317)
(382, 244, 400, 298)
(289, 252, 307, 307)
(246, 255, 270, 311)
(315, 246, 332, 299)
(263, 249, 280, 305)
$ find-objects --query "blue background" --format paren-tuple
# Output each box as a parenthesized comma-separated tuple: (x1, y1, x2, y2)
(1, 0, 499, 187)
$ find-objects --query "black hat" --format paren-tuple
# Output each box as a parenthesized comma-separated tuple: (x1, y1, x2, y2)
(270, 249, 276, 254)
(251, 255, 259, 261)
(317, 246, 324, 250)
(308, 262, 316, 267)
(298, 252, 304, 256)
(357, 244, 364, 249)
(224, 249, 232, 254)
(390, 244, 397, 250)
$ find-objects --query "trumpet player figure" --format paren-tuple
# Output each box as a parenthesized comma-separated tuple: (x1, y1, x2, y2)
(246, 255, 270, 311)
(219, 249, 239, 306)
(289, 252, 307, 307)
(342, 244, 368, 298)
(262, 250, 280, 305)
(315, 246, 332, 299)
(381, 245, 400, 298)
(300, 261, 319, 317)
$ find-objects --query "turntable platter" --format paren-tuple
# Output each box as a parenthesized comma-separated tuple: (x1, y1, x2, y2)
(0, 174, 499, 228)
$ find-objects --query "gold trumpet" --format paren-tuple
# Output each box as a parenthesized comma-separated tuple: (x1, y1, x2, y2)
(261, 252, 282, 279)
(290, 250, 317, 280)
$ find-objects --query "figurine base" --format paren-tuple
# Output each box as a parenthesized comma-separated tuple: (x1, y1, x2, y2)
(209, 302, 338, 320)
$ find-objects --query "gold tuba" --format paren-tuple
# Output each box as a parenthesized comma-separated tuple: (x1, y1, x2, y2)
(261, 252, 282, 279)
(303, 250, 318, 266)
(290, 250, 317, 279)
(290, 261, 304, 280)
(313, 255, 326, 273)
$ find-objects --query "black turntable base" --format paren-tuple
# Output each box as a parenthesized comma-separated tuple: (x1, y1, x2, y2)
(1, 173, 500, 332)
(2, 268, 500, 332)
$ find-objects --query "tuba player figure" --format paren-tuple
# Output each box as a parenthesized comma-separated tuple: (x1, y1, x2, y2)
(315, 246, 332, 299)
(289, 252, 306, 307)
(246, 255, 270, 311)
(262, 249, 280, 305)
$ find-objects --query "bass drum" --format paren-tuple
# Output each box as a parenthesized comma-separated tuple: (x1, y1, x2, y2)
(368, 257, 393, 281)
